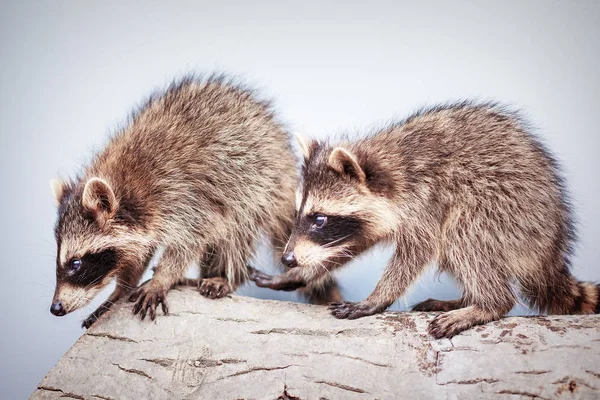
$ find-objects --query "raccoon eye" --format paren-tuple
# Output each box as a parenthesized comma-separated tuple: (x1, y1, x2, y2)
(312, 214, 327, 229)
(69, 259, 82, 272)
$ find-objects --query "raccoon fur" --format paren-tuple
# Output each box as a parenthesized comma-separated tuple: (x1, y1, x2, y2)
(50, 75, 340, 328)
(251, 101, 599, 338)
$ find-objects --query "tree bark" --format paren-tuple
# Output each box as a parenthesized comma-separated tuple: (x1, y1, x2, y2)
(31, 287, 600, 399)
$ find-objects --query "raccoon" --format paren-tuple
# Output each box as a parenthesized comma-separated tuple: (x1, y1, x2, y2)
(50, 75, 340, 328)
(251, 101, 599, 338)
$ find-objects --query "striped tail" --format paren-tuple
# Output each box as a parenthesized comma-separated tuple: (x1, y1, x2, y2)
(571, 282, 600, 314)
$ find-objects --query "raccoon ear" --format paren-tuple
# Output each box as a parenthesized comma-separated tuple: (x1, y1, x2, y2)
(328, 147, 366, 183)
(295, 133, 312, 159)
(50, 179, 67, 206)
(82, 177, 117, 217)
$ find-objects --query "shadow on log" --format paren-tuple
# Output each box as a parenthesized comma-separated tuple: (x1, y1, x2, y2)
(31, 287, 600, 399)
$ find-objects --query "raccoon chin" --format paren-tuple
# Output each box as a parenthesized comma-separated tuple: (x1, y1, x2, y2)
(62, 281, 108, 314)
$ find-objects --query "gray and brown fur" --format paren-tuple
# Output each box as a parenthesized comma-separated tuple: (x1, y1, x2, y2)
(50, 75, 340, 328)
(252, 101, 599, 338)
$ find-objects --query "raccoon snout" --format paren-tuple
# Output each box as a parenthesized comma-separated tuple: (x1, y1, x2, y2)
(50, 301, 66, 317)
(281, 251, 298, 268)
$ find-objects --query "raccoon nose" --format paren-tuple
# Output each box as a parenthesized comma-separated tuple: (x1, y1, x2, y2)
(50, 301, 66, 316)
(281, 252, 298, 268)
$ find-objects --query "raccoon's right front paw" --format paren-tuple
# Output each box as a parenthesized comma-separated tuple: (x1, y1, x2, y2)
(199, 277, 231, 299)
(249, 268, 306, 291)
(329, 301, 386, 319)
(82, 313, 99, 329)
(129, 284, 169, 321)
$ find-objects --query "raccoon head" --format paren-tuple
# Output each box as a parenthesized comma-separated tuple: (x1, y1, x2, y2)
(283, 138, 398, 278)
(49, 177, 146, 316)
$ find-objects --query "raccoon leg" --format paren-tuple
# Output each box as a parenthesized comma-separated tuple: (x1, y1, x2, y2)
(196, 245, 234, 299)
(330, 247, 434, 319)
(249, 265, 308, 291)
(412, 298, 465, 312)
(129, 246, 197, 321)
(428, 302, 513, 339)
(302, 278, 343, 305)
(83, 267, 145, 328)
(196, 237, 257, 299)
(428, 273, 515, 339)
(82, 287, 123, 329)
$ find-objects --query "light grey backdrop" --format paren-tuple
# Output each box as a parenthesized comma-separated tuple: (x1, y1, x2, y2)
(1, 1, 599, 397)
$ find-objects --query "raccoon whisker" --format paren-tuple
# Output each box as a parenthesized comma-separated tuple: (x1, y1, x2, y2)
(26, 281, 55, 293)
(337, 249, 359, 262)
(113, 277, 138, 291)
(320, 263, 333, 280)
(40, 270, 56, 286)
(322, 235, 351, 249)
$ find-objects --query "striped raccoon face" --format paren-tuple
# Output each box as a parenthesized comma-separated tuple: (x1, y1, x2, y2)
(50, 177, 122, 315)
(282, 144, 374, 271)
(283, 139, 399, 274)
(282, 210, 366, 270)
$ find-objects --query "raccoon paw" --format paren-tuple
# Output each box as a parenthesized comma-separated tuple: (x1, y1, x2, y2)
(249, 268, 306, 291)
(129, 285, 169, 321)
(82, 313, 99, 329)
(199, 277, 231, 299)
(412, 298, 460, 312)
(329, 301, 385, 320)
(82, 300, 112, 329)
(428, 311, 471, 339)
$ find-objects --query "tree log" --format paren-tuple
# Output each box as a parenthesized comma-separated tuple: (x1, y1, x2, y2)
(31, 287, 600, 399)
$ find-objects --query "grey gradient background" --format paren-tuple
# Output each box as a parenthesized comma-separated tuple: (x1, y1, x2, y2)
(1, 1, 599, 397)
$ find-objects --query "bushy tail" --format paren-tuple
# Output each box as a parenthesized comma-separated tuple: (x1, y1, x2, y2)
(544, 280, 599, 315)
(570, 281, 600, 314)
(522, 272, 599, 315)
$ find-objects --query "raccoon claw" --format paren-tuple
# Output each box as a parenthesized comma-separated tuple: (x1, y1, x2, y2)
(248, 267, 306, 291)
(82, 300, 113, 329)
(428, 312, 467, 339)
(247, 266, 276, 284)
(130, 286, 169, 321)
(329, 301, 384, 320)
(82, 314, 98, 329)
(199, 277, 231, 299)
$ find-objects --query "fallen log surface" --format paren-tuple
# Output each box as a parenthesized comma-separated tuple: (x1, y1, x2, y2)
(31, 287, 600, 399)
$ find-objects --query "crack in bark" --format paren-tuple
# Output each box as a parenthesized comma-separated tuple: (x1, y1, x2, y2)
(250, 327, 373, 337)
(282, 352, 309, 358)
(92, 395, 115, 400)
(142, 357, 175, 367)
(586, 370, 600, 379)
(439, 378, 499, 385)
(496, 389, 549, 399)
(191, 357, 245, 368)
(315, 380, 367, 393)
(87, 332, 138, 343)
(112, 363, 152, 380)
(311, 351, 391, 368)
(251, 328, 336, 336)
(215, 317, 259, 323)
(221, 358, 245, 364)
(37, 386, 85, 399)
(515, 370, 550, 375)
(277, 384, 302, 400)
(218, 365, 295, 380)
(141, 357, 245, 369)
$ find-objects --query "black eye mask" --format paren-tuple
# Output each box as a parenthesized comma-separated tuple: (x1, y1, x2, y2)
(303, 214, 364, 246)
(64, 249, 119, 287)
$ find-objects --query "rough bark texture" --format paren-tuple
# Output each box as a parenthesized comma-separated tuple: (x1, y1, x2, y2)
(32, 287, 600, 399)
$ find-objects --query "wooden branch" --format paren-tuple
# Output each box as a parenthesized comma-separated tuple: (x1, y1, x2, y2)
(31, 287, 600, 399)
